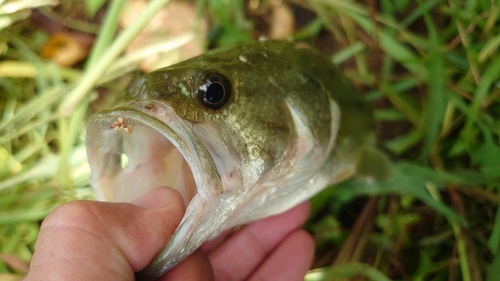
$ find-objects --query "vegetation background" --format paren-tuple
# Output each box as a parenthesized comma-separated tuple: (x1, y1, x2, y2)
(0, 0, 499, 280)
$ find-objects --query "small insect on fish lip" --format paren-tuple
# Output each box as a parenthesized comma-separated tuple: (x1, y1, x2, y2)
(111, 117, 133, 134)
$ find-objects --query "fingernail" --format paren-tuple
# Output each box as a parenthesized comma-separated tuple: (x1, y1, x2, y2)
(133, 187, 180, 209)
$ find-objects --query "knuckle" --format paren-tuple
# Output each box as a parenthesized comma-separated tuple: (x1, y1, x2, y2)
(41, 200, 100, 230)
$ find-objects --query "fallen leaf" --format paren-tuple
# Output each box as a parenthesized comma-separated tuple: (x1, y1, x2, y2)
(40, 32, 94, 66)
(269, 3, 294, 39)
(120, 0, 208, 72)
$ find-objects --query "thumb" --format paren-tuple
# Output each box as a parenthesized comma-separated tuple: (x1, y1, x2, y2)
(25, 187, 185, 281)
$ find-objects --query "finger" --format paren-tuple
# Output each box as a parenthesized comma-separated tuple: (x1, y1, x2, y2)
(248, 229, 314, 281)
(159, 248, 214, 281)
(208, 201, 311, 281)
(136, 189, 215, 281)
(25, 187, 191, 281)
(132, 188, 216, 281)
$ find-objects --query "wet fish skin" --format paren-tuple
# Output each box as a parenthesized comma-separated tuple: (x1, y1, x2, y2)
(86, 41, 380, 280)
(127, 42, 371, 164)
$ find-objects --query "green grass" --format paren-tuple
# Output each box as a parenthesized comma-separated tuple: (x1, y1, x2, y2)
(1, 0, 499, 280)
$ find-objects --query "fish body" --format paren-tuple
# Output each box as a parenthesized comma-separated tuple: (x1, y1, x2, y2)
(86, 41, 379, 280)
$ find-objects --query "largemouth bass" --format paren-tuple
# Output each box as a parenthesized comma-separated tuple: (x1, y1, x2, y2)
(86, 40, 386, 280)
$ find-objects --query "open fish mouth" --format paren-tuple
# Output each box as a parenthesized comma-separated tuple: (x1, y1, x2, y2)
(86, 100, 241, 278)
(86, 100, 222, 204)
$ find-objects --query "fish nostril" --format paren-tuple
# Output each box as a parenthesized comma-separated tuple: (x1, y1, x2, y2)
(120, 153, 130, 169)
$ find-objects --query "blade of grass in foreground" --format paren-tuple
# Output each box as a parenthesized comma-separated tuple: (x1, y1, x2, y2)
(418, 2, 446, 161)
(461, 55, 500, 149)
(305, 263, 392, 281)
(333, 162, 478, 226)
(487, 247, 500, 281)
(427, 184, 472, 281)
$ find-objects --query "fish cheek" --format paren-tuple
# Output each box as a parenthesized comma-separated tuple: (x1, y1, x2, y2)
(221, 92, 296, 179)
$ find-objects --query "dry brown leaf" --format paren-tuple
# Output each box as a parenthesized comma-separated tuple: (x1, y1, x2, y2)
(40, 32, 93, 66)
(120, 0, 208, 72)
(269, 3, 295, 39)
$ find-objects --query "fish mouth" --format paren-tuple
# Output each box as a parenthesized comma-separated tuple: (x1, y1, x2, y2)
(86, 101, 222, 204)
(86, 101, 241, 279)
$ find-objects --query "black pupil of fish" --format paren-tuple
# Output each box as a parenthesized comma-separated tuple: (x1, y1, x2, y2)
(205, 82, 225, 104)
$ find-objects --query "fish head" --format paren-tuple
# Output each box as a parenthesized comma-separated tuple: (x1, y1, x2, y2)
(86, 42, 321, 279)
(87, 46, 301, 199)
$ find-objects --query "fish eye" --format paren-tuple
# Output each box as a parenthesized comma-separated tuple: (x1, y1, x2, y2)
(198, 74, 231, 109)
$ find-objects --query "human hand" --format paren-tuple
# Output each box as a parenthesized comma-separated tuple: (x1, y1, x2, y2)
(23, 187, 314, 281)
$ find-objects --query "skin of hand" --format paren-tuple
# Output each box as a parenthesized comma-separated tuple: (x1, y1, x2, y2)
(23, 187, 314, 281)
